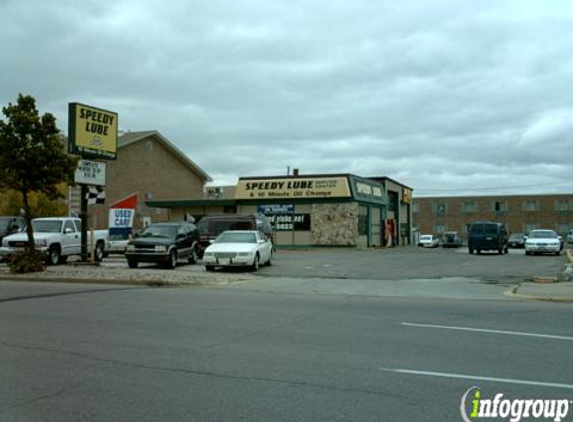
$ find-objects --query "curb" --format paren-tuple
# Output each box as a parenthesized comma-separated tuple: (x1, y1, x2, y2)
(0, 275, 241, 287)
(504, 283, 573, 303)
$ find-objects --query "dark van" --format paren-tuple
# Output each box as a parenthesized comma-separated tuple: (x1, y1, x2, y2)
(468, 222, 509, 255)
(196, 214, 273, 257)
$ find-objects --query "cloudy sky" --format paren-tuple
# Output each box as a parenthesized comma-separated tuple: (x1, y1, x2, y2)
(2, 0, 572, 196)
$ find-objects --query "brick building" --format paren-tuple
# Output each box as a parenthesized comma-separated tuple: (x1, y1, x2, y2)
(71, 130, 211, 229)
(413, 194, 573, 240)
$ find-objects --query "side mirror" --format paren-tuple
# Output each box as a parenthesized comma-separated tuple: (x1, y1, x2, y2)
(64, 227, 74, 234)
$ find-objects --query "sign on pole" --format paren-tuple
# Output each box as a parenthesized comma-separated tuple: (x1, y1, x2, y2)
(68, 103, 118, 160)
(74, 159, 106, 186)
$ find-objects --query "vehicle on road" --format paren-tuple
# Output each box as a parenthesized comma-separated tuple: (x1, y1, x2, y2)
(525, 230, 562, 256)
(468, 221, 509, 255)
(418, 234, 440, 248)
(202, 230, 273, 272)
(196, 213, 273, 257)
(0, 216, 26, 243)
(507, 233, 526, 249)
(0, 217, 108, 264)
(442, 231, 462, 248)
(125, 222, 199, 269)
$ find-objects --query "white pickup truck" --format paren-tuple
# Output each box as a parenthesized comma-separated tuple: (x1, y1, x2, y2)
(0, 217, 109, 265)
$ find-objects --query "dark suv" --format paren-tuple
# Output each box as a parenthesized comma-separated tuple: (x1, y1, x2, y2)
(468, 222, 509, 255)
(196, 214, 273, 257)
(125, 222, 199, 269)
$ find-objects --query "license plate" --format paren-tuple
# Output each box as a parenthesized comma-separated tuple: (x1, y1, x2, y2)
(218, 258, 230, 265)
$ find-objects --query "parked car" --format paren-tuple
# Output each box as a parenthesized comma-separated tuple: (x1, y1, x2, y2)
(568, 230, 573, 244)
(0, 217, 108, 264)
(202, 230, 273, 271)
(125, 222, 199, 269)
(196, 214, 273, 257)
(525, 229, 561, 256)
(468, 221, 509, 255)
(418, 234, 440, 248)
(0, 216, 26, 243)
(442, 231, 462, 248)
(507, 233, 526, 249)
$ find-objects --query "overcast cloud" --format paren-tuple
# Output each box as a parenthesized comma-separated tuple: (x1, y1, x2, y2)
(2, 0, 572, 196)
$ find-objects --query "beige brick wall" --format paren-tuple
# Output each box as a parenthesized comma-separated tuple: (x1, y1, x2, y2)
(88, 135, 206, 229)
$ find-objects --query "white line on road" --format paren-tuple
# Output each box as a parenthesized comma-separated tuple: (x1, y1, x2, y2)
(401, 322, 573, 341)
(378, 368, 573, 390)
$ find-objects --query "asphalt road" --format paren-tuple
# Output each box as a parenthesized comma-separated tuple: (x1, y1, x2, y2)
(1, 281, 571, 422)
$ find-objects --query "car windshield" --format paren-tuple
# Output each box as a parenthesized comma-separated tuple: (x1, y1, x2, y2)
(32, 220, 62, 233)
(215, 232, 257, 244)
(0, 218, 12, 230)
(529, 231, 557, 239)
(420, 236, 431, 240)
(509, 233, 524, 240)
(141, 225, 178, 238)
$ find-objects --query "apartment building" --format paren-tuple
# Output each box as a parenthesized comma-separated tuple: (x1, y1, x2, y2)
(413, 194, 573, 239)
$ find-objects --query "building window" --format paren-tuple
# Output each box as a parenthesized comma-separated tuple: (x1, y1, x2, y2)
(146, 140, 153, 151)
(145, 192, 153, 201)
(461, 201, 477, 213)
(493, 201, 508, 212)
(412, 202, 420, 213)
(523, 201, 539, 212)
(433, 224, 445, 235)
(524, 223, 538, 234)
(554, 200, 573, 212)
(433, 202, 447, 215)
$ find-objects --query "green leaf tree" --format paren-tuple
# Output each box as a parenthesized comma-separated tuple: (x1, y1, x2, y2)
(0, 94, 78, 255)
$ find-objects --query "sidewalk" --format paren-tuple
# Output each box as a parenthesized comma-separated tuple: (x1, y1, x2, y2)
(506, 281, 573, 303)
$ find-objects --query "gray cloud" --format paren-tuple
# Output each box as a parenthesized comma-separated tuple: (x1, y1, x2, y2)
(2, 0, 573, 196)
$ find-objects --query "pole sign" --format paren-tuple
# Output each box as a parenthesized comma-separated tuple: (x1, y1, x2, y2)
(109, 194, 138, 238)
(74, 159, 106, 186)
(68, 103, 118, 160)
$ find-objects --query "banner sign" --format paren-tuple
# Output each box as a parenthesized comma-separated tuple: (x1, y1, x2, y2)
(268, 214, 311, 231)
(68, 102, 118, 160)
(109, 208, 135, 229)
(236, 177, 351, 200)
(258, 204, 294, 215)
(74, 159, 106, 186)
(349, 176, 386, 205)
(109, 194, 138, 237)
(402, 188, 413, 204)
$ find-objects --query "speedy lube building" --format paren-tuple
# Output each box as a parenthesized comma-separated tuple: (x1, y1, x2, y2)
(148, 174, 408, 247)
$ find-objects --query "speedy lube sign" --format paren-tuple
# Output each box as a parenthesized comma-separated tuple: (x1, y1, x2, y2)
(68, 103, 118, 160)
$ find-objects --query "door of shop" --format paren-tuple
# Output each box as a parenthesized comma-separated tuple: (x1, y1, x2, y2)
(370, 207, 382, 246)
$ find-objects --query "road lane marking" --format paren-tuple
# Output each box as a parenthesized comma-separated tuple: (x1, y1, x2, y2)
(401, 322, 573, 341)
(378, 368, 573, 390)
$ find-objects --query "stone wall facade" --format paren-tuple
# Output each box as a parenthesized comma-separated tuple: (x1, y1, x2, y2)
(311, 203, 359, 246)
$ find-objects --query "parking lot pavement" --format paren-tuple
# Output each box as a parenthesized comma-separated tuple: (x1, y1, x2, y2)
(253, 246, 567, 283)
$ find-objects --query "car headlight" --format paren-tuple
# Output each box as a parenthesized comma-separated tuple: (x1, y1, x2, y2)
(155, 245, 167, 252)
(203, 252, 214, 257)
(126, 244, 135, 252)
(35, 239, 47, 247)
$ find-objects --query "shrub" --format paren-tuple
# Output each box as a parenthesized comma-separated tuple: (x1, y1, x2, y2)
(7, 249, 45, 273)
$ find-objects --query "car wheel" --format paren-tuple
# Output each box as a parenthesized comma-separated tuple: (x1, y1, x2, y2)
(251, 254, 260, 271)
(498, 247, 503, 255)
(166, 249, 177, 269)
(47, 246, 61, 266)
(266, 251, 273, 266)
(477, 249, 481, 255)
(188, 247, 198, 265)
(127, 259, 138, 268)
(469, 248, 474, 255)
(555, 251, 561, 256)
(205, 265, 215, 272)
(94, 241, 105, 262)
